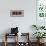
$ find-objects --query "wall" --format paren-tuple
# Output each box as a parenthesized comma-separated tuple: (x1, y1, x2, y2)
(0, 0, 36, 42)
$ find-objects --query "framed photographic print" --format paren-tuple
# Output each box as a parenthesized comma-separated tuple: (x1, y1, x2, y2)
(10, 10, 24, 17)
(36, 0, 46, 26)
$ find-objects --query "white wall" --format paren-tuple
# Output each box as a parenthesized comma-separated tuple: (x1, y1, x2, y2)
(0, 0, 36, 42)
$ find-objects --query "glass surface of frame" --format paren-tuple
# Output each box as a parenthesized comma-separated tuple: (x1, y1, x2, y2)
(37, 0, 46, 17)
